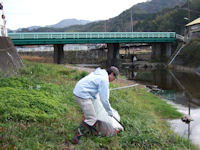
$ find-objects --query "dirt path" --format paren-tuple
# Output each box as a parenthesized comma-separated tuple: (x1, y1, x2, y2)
(65, 64, 95, 73)
(65, 64, 144, 88)
(20, 55, 143, 88)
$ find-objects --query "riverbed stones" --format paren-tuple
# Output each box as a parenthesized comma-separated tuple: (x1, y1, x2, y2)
(181, 114, 193, 124)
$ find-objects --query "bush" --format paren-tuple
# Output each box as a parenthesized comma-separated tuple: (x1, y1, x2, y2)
(181, 39, 200, 67)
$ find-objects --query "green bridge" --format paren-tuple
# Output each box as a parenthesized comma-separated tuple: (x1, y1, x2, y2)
(8, 32, 176, 45)
(8, 32, 177, 67)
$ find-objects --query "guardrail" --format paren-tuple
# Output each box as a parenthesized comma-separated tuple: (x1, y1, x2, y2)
(176, 34, 185, 42)
(8, 32, 176, 45)
(8, 32, 176, 39)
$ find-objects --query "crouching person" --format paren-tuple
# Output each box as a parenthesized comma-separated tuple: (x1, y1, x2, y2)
(72, 66, 119, 144)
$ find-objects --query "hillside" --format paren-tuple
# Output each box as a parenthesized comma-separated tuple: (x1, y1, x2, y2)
(64, 0, 199, 34)
(46, 18, 91, 28)
(130, 0, 184, 14)
(10, 19, 91, 32)
(11, 0, 186, 33)
(134, 0, 200, 34)
(103, 0, 186, 32)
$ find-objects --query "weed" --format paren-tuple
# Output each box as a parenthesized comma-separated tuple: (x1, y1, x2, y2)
(0, 61, 198, 149)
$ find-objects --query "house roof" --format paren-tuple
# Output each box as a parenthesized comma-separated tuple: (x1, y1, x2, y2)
(186, 18, 200, 27)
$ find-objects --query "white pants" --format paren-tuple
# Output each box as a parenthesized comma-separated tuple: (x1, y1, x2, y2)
(75, 95, 97, 126)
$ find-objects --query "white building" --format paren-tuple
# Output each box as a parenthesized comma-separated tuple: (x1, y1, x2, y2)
(185, 17, 200, 39)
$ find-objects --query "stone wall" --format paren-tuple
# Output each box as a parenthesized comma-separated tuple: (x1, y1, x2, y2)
(19, 49, 107, 64)
(191, 31, 200, 39)
(64, 49, 107, 64)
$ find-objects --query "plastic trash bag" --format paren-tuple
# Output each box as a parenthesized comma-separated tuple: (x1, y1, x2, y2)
(93, 94, 124, 136)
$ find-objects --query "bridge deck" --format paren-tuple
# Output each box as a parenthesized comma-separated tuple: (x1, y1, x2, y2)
(8, 32, 176, 45)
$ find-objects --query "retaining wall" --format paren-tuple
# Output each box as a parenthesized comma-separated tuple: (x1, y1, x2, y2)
(0, 37, 24, 75)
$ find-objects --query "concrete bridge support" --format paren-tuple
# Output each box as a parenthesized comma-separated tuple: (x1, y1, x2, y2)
(53, 44, 64, 64)
(151, 43, 172, 62)
(106, 43, 120, 68)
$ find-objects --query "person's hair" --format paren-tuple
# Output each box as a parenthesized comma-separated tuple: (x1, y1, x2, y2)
(106, 68, 113, 75)
(106, 66, 119, 77)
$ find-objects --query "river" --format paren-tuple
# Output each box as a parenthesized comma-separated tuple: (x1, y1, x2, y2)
(122, 68, 200, 147)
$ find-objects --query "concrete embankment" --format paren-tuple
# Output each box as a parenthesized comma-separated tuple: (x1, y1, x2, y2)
(0, 37, 24, 75)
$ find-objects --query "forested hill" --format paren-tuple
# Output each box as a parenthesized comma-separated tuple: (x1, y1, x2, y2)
(127, 0, 184, 14)
(134, 0, 200, 34)
(13, 0, 200, 34)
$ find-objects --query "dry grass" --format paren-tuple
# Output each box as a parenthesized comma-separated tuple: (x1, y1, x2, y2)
(120, 49, 135, 55)
(120, 49, 151, 55)
(20, 55, 53, 63)
(20, 55, 144, 89)
(134, 49, 151, 54)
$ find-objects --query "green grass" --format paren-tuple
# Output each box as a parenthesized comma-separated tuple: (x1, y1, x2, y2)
(0, 60, 198, 149)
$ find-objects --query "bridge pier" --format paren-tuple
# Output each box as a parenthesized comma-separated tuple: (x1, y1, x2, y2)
(106, 43, 120, 68)
(151, 43, 172, 62)
(53, 44, 64, 64)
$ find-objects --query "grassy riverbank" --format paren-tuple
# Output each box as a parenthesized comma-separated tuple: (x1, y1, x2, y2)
(0, 61, 198, 149)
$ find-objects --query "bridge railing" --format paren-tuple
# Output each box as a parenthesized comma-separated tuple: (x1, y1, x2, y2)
(8, 32, 176, 39)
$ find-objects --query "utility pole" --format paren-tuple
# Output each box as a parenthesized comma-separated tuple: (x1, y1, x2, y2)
(0, 2, 6, 36)
(130, 8, 133, 32)
(187, 0, 190, 22)
(187, 0, 191, 39)
(104, 20, 107, 32)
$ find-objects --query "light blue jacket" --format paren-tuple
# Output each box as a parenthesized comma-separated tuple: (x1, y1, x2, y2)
(73, 68, 113, 116)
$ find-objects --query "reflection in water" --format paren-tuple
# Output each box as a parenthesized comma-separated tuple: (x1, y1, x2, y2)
(169, 105, 200, 147)
(151, 89, 176, 101)
(122, 68, 200, 147)
(122, 68, 200, 107)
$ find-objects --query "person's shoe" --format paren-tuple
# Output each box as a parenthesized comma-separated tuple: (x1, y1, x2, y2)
(89, 122, 99, 136)
(72, 121, 90, 144)
(72, 129, 82, 144)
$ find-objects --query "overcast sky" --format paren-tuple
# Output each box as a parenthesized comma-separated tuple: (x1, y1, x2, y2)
(1, 0, 147, 30)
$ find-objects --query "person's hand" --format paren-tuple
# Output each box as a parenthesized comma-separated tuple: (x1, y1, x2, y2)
(108, 113, 113, 118)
